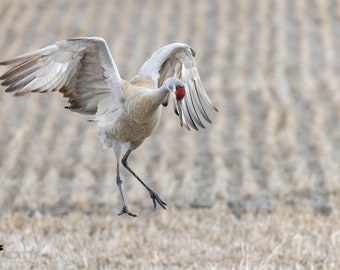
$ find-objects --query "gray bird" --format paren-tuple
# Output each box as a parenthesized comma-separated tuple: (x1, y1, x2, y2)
(0, 37, 217, 217)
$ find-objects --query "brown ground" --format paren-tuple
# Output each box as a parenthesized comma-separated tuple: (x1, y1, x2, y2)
(0, 0, 339, 269)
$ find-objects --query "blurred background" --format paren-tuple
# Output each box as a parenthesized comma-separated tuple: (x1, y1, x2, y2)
(0, 0, 339, 217)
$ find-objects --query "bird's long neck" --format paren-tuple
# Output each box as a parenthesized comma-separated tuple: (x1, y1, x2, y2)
(138, 86, 169, 120)
(129, 76, 169, 123)
(149, 85, 169, 108)
(130, 87, 168, 125)
(131, 75, 169, 109)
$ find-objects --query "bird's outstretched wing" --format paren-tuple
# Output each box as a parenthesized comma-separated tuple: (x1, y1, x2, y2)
(0, 37, 122, 114)
(138, 43, 218, 130)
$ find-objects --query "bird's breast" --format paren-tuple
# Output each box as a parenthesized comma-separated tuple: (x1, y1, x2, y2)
(105, 105, 162, 144)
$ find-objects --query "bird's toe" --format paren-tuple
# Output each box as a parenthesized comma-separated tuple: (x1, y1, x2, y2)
(118, 205, 138, 217)
(150, 191, 167, 210)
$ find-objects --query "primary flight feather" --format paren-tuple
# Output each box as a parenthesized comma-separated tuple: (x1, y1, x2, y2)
(0, 37, 217, 217)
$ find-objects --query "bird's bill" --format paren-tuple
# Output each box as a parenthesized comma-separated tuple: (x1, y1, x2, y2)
(174, 100, 183, 127)
(176, 99, 184, 127)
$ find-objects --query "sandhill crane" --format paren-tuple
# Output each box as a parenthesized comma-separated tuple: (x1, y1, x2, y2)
(0, 37, 217, 217)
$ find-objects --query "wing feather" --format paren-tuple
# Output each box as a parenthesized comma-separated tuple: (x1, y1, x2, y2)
(0, 37, 122, 114)
(138, 43, 217, 130)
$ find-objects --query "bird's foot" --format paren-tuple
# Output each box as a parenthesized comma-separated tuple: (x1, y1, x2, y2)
(118, 205, 138, 217)
(149, 190, 167, 210)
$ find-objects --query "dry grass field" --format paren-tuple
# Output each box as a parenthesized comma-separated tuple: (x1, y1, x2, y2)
(0, 0, 339, 269)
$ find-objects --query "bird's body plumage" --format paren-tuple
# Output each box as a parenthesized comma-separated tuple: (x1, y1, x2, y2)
(96, 76, 163, 152)
(0, 37, 217, 216)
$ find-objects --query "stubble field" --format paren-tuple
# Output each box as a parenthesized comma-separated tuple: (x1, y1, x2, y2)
(0, 0, 339, 269)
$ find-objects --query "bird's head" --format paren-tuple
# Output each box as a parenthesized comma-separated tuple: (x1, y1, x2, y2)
(163, 77, 186, 126)
(163, 77, 185, 100)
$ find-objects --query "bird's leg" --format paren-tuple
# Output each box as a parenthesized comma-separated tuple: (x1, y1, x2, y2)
(116, 162, 137, 217)
(122, 150, 167, 210)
